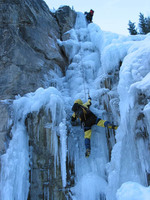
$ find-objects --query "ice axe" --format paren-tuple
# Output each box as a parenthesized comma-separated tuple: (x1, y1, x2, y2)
(85, 88, 90, 100)
(87, 88, 91, 99)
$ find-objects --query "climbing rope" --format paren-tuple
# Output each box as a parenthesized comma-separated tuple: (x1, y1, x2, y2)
(80, 56, 90, 101)
(82, 61, 87, 100)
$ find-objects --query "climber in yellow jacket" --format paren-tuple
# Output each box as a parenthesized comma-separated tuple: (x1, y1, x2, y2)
(71, 97, 118, 157)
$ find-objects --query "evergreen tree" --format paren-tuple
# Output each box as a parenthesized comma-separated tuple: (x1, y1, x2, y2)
(128, 12, 150, 35)
(145, 17, 150, 33)
(128, 20, 137, 35)
(139, 13, 148, 34)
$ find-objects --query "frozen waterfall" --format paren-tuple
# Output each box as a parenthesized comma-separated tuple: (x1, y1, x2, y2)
(1, 11, 150, 200)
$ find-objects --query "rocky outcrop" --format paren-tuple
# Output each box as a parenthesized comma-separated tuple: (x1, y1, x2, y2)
(55, 6, 77, 41)
(0, 0, 76, 100)
(0, 101, 13, 155)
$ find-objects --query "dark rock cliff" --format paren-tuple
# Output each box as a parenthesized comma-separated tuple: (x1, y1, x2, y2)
(0, 0, 76, 99)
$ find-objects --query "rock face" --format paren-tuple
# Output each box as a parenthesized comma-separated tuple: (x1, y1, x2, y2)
(0, 0, 76, 100)
(0, 102, 13, 155)
(25, 109, 66, 200)
(0, 0, 76, 199)
(55, 6, 77, 41)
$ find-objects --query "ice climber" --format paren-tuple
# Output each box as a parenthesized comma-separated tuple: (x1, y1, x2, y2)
(84, 9, 94, 24)
(71, 97, 118, 158)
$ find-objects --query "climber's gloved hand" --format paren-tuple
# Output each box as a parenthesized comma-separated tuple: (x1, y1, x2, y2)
(106, 122, 118, 130)
(85, 149, 91, 158)
(71, 116, 77, 126)
(71, 116, 76, 122)
(88, 96, 92, 107)
(88, 95, 92, 100)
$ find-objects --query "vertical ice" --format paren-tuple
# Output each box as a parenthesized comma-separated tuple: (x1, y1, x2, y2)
(0, 121, 29, 200)
(60, 12, 110, 199)
(60, 11, 150, 200)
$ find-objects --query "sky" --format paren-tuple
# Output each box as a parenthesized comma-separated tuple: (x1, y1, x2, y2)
(44, 0, 150, 35)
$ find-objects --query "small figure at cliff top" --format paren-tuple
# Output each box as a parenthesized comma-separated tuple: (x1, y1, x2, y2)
(84, 9, 94, 24)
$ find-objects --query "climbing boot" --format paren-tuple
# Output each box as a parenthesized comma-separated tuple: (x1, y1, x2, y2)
(85, 149, 90, 158)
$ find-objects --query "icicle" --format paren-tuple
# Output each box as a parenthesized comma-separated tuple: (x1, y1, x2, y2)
(0, 122, 29, 200)
(59, 120, 67, 187)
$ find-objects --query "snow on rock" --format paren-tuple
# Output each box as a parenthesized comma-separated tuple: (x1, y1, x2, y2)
(0, 87, 67, 199)
(107, 34, 150, 199)
(71, 172, 107, 200)
(116, 182, 150, 200)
